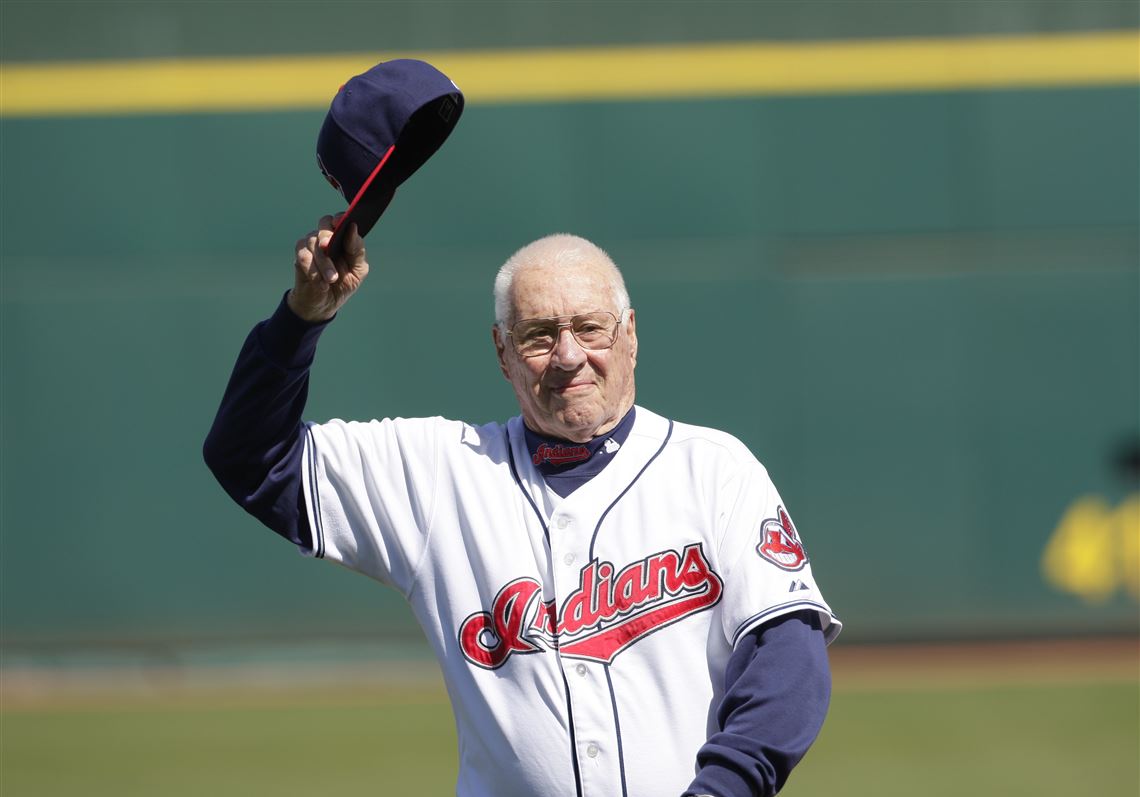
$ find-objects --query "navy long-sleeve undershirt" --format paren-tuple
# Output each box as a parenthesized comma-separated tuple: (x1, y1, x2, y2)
(685, 610, 831, 797)
(203, 292, 326, 549)
(203, 294, 831, 797)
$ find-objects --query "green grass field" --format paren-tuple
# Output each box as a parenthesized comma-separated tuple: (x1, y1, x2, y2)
(788, 680, 1138, 796)
(2, 667, 1136, 795)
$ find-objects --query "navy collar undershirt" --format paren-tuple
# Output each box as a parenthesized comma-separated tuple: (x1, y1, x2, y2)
(521, 407, 637, 498)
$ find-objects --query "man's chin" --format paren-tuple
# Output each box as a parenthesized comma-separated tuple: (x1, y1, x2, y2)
(552, 408, 612, 442)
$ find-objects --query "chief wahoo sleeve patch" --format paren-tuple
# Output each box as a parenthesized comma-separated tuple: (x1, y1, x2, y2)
(757, 505, 808, 571)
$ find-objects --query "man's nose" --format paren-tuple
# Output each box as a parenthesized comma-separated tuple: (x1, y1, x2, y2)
(549, 327, 586, 368)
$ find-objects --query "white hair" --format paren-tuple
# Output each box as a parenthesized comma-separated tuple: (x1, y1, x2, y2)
(493, 234, 631, 328)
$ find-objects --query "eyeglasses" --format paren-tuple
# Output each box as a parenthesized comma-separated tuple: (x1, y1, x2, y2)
(506, 311, 624, 357)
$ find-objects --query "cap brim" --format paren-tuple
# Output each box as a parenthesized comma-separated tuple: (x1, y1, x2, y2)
(324, 145, 397, 260)
(325, 187, 395, 260)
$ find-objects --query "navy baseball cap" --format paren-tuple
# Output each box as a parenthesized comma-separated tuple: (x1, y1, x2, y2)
(316, 59, 464, 257)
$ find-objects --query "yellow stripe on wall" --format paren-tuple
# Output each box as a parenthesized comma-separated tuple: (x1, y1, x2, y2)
(1, 31, 1137, 117)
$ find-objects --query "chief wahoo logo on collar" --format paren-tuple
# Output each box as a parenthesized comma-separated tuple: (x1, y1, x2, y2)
(757, 506, 808, 571)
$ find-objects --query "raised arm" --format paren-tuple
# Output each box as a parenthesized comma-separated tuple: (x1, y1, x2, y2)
(202, 216, 369, 547)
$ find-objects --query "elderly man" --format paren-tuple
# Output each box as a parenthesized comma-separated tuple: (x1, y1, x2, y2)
(204, 216, 840, 797)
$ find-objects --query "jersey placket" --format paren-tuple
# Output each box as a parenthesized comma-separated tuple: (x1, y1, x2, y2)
(506, 412, 674, 797)
(547, 505, 626, 796)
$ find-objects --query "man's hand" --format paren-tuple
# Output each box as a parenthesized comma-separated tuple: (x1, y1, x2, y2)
(287, 214, 369, 322)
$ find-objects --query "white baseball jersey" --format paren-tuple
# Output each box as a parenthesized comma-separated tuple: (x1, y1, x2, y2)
(300, 405, 840, 797)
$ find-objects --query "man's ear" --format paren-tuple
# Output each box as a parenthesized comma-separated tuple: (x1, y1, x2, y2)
(626, 308, 638, 366)
(492, 325, 511, 380)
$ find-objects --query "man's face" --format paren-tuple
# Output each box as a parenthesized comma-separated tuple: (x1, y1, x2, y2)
(493, 260, 638, 443)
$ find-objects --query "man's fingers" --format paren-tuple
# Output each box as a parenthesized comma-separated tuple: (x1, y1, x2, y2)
(295, 234, 319, 279)
(301, 227, 338, 284)
(344, 223, 365, 261)
(288, 215, 366, 322)
(294, 229, 340, 284)
(314, 229, 339, 282)
(294, 213, 358, 289)
(339, 223, 369, 282)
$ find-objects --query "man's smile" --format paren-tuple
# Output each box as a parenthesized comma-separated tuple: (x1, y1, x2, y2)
(551, 380, 595, 394)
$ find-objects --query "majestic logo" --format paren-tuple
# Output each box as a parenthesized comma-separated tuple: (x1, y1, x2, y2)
(532, 443, 590, 466)
(757, 506, 808, 571)
(459, 543, 722, 669)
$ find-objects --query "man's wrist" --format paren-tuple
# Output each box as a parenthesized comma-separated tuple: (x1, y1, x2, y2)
(258, 291, 333, 369)
(285, 288, 338, 324)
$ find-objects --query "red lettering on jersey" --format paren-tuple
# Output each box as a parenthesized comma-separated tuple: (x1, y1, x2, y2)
(459, 543, 723, 669)
(458, 580, 543, 668)
(612, 559, 655, 611)
(531, 598, 558, 637)
(757, 505, 808, 571)
(532, 443, 591, 466)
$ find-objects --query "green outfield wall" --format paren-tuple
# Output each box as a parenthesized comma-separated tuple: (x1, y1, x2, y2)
(1, 1, 1137, 653)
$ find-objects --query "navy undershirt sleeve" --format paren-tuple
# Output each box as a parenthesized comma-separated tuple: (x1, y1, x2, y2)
(684, 610, 831, 797)
(202, 293, 330, 549)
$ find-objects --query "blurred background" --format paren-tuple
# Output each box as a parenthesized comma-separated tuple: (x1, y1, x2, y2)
(2, 1, 1137, 795)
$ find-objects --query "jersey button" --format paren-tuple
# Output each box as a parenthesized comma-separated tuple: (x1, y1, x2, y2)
(575, 663, 587, 677)
(586, 743, 599, 758)
(563, 553, 576, 566)
(555, 516, 570, 529)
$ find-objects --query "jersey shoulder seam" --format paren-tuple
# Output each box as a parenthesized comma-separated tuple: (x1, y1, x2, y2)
(663, 420, 761, 466)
